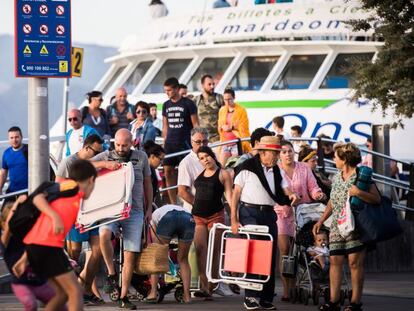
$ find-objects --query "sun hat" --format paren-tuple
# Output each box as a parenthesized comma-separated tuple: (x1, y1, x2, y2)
(254, 136, 282, 151)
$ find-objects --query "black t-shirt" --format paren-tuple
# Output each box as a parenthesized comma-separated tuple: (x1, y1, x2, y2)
(162, 97, 197, 144)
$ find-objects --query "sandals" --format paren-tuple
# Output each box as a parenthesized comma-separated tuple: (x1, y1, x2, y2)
(319, 301, 340, 311)
(193, 290, 212, 299)
(344, 303, 363, 311)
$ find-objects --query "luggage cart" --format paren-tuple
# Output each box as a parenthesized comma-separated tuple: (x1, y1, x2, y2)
(76, 162, 134, 232)
(206, 223, 273, 292)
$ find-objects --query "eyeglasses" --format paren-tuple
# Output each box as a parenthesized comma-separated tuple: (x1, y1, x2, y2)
(68, 117, 78, 122)
(192, 139, 209, 145)
(87, 146, 101, 156)
(155, 155, 165, 161)
(136, 110, 147, 115)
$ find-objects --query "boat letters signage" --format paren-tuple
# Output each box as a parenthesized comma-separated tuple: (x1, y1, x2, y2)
(15, 0, 72, 78)
(128, 0, 374, 51)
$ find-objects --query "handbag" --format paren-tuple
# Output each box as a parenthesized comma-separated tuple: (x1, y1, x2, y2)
(351, 194, 403, 244)
(135, 223, 169, 275)
(281, 242, 297, 278)
(337, 196, 355, 238)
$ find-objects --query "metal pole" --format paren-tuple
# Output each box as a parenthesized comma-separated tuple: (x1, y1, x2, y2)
(372, 124, 391, 197)
(28, 78, 50, 192)
(317, 136, 325, 174)
(62, 78, 70, 135)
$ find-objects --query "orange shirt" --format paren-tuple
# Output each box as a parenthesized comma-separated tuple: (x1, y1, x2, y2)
(24, 184, 83, 248)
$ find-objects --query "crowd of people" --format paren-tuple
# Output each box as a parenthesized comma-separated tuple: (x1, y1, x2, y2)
(0, 72, 387, 311)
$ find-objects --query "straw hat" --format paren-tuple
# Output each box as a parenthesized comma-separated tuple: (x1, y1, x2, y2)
(254, 136, 282, 151)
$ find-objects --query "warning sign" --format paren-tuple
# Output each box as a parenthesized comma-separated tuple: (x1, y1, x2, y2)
(59, 60, 68, 72)
(56, 5, 65, 16)
(40, 45, 49, 55)
(39, 4, 48, 15)
(23, 45, 32, 54)
(56, 25, 65, 35)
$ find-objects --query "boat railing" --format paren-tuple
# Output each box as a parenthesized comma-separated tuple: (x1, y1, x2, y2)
(0, 135, 413, 214)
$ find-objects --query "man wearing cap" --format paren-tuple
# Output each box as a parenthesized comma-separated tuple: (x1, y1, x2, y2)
(230, 136, 299, 310)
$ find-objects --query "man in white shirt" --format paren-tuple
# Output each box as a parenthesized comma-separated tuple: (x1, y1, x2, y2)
(272, 115, 290, 140)
(65, 109, 100, 157)
(230, 136, 299, 310)
(177, 127, 209, 211)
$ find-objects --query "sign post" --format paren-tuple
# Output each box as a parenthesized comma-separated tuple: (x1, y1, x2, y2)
(15, 0, 72, 191)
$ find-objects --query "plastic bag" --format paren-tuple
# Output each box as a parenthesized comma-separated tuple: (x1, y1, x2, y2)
(337, 197, 354, 238)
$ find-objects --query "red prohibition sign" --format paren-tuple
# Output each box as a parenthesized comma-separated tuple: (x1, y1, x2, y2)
(22, 4, 31, 14)
(23, 24, 32, 34)
(39, 4, 48, 15)
(56, 25, 65, 35)
(56, 5, 65, 15)
(40, 25, 48, 35)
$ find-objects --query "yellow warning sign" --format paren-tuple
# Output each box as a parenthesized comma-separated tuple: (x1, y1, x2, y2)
(59, 60, 68, 73)
(23, 45, 32, 54)
(40, 44, 49, 55)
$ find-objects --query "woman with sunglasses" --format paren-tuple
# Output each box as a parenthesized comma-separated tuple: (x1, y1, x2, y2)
(81, 91, 111, 138)
(129, 101, 158, 148)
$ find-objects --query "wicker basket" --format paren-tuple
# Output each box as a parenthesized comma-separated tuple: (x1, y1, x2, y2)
(135, 243, 169, 275)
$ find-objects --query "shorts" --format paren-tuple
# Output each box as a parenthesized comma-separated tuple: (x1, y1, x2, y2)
(156, 210, 195, 243)
(193, 210, 225, 230)
(274, 205, 295, 237)
(66, 225, 99, 243)
(163, 141, 191, 167)
(26, 244, 72, 279)
(99, 208, 144, 252)
(221, 143, 239, 157)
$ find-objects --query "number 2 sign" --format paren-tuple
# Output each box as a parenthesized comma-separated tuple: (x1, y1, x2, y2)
(71, 47, 84, 77)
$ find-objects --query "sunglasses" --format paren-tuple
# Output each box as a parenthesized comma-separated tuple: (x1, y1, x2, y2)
(93, 97, 103, 102)
(192, 139, 209, 145)
(88, 146, 101, 156)
(136, 110, 147, 115)
(68, 117, 78, 122)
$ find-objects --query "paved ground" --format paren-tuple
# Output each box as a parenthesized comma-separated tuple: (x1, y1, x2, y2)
(1, 273, 413, 310)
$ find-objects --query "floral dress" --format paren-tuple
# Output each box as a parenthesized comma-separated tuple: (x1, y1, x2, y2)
(329, 171, 365, 256)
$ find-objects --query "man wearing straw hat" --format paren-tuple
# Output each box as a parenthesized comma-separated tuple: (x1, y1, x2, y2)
(230, 135, 299, 310)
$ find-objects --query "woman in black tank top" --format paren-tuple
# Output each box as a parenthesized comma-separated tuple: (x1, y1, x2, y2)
(192, 146, 233, 296)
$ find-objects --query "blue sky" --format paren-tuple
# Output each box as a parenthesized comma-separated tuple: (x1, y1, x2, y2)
(1, 0, 252, 47)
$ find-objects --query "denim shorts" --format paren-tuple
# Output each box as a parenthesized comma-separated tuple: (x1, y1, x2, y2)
(99, 208, 144, 252)
(66, 225, 99, 243)
(156, 210, 195, 243)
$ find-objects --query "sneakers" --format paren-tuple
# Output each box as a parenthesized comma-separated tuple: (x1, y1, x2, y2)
(244, 297, 260, 310)
(260, 301, 277, 310)
(119, 297, 137, 310)
(213, 282, 234, 297)
(83, 294, 105, 305)
(104, 274, 118, 294)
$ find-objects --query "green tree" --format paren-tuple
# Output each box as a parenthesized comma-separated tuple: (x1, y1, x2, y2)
(349, 0, 414, 126)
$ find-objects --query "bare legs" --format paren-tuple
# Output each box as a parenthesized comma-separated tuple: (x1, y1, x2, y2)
(164, 165, 177, 204)
(278, 234, 293, 299)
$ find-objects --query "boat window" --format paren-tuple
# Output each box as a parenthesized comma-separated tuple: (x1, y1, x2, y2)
(272, 55, 326, 90)
(229, 56, 279, 91)
(320, 53, 374, 89)
(144, 59, 192, 93)
(187, 57, 233, 92)
(101, 65, 127, 95)
(123, 61, 154, 94)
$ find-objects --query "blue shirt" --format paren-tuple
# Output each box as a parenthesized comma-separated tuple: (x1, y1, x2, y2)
(1, 146, 28, 192)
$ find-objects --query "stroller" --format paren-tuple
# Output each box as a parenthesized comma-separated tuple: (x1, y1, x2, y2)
(284, 203, 351, 306)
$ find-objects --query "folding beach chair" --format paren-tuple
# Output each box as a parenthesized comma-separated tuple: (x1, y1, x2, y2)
(76, 162, 134, 232)
(206, 223, 273, 291)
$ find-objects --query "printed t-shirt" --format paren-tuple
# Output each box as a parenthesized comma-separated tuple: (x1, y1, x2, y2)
(162, 97, 197, 144)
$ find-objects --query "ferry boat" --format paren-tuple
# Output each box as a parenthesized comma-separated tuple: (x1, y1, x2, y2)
(52, 0, 414, 160)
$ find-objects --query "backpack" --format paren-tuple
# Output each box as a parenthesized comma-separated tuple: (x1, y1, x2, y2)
(8, 181, 79, 241)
